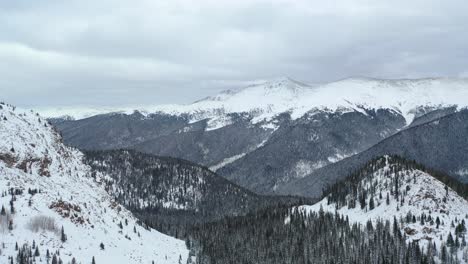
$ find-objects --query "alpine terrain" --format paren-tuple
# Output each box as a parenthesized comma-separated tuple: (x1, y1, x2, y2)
(84, 149, 306, 238)
(48, 77, 468, 195)
(301, 156, 468, 262)
(280, 109, 468, 198)
(0, 103, 188, 263)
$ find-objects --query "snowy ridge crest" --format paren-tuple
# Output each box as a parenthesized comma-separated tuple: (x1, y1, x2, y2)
(0, 103, 188, 264)
(37, 77, 468, 128)
(299, 155, 468, 261)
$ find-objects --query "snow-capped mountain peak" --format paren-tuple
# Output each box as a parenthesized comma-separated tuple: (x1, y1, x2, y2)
(37, 77, 468, 129)
(200, 77, 309, 103)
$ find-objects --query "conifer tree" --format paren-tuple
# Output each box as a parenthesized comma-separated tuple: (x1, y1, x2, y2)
(61, 226, 67, 242)
(52, 255, 58, 264)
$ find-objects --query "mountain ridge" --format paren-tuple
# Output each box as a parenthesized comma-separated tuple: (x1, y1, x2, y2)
(38, 76, 468, 126)
(0, 102, 188, 263)
(299, 155, 468, 261)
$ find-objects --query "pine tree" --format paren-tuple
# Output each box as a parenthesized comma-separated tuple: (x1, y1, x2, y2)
(10, 201, 15, 214)
(61, 226, 67, 242)
(369, 196, 375, 210)
(447, 232, 455, 247)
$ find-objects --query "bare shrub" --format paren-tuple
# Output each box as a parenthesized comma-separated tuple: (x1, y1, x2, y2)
(27, 215, 59, 234)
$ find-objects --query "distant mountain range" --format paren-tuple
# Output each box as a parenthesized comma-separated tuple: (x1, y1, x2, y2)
(47, 77, 468, 197)
(41, 77, 468, 124)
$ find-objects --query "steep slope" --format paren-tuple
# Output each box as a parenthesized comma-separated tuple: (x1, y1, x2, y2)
(218, 108, 404, 194)
(280, 109, 468, 197)
(0, 103, 188, 264)
(299, 156, 468, 262)
(408, 106, 458, 128)
(132, 114, 271, 167)
(84, 149, 307, 238)
(51, 112, 272, 168)
(53, 111, 189, 150)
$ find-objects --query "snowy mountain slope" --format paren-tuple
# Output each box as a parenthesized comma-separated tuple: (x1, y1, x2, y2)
(299, 156, 468, 261)
(279, 109, 468, 198)
(169, 77, 468, 125)
(218, 108, 405, 194)
(0, 103, 188, 263)
(39, 77, 468, 126)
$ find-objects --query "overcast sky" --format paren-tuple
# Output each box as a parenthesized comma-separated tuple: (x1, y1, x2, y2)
(1, 0, 468, 108)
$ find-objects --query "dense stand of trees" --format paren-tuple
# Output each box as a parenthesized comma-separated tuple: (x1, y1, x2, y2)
(188, 205, 462, 264)
(85, 149, 308, 238)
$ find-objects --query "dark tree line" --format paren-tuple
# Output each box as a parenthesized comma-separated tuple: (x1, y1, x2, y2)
(187, 205, 462, 264)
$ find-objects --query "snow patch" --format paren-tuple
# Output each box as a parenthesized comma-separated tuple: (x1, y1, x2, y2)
(327, 153, 352, 163)
(455, 168, 468, 177)
(291, 160, 327, 179)
(209, 138, 269, 171)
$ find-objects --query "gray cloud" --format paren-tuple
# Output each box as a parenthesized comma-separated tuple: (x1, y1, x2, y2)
(1, 0, 467, 108)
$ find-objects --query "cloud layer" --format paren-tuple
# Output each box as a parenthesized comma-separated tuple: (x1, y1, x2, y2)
(1, 0, 467, 107)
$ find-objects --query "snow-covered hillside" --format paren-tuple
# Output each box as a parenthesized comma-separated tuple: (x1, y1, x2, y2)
(299, 156, 468, 261)
(0, 103, 188, 263)
(38, 77, 468, 127)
